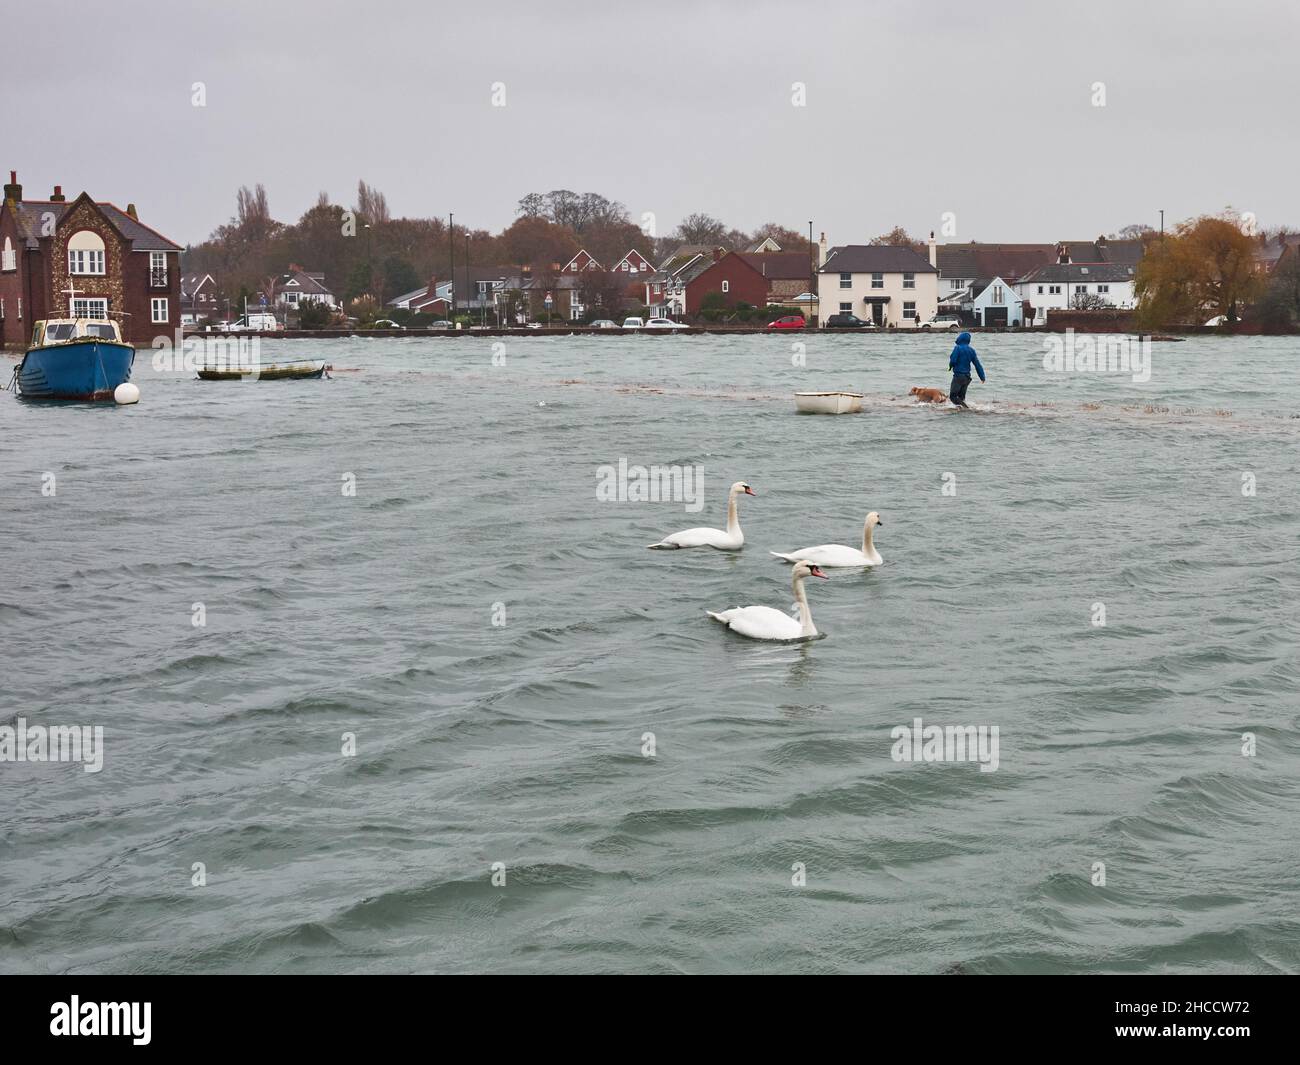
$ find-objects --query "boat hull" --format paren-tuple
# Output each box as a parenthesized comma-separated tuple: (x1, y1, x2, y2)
(794, 391, 864, 414)
(197, 362, 326, 381)
(16, 340, 135, 401)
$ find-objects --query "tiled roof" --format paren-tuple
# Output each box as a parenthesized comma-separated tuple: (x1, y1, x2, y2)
(12, 200, 182, 252)
(1017, 262, 1136, 284)
(819, 245, 937, 274)
(738, 252, 813, 280)
(276, 269, 334, 296)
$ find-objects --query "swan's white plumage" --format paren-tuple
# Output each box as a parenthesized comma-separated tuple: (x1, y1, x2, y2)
(648, 481, 752, 550)
(770, 511, 883, 567)
(708, 560, 827, 641)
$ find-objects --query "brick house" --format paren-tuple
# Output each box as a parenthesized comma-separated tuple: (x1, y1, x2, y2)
(181, 272, 221, 324)
(685, 250, 769, 315)
(1, 170, 181, 347)
(737, 251, 815, 304)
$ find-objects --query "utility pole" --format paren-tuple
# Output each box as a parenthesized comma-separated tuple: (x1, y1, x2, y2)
(448, 213, 455, 323)
(808, 220, 815, 324)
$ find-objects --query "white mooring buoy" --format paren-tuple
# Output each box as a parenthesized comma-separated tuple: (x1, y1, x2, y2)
(114, 382, 140, 405)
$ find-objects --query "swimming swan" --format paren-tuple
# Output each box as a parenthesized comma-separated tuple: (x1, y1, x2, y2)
(770, 511, 883, 567)
(707, 560, 828, 640)
(647, 481, 754, 550)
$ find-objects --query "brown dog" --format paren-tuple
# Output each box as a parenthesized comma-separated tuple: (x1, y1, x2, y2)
(909, 386, 949, 404)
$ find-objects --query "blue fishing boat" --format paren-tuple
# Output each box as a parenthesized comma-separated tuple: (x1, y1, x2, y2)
(11, 318, 135, 401)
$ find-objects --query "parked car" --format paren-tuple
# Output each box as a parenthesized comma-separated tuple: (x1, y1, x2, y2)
(767, 315, 806, 330)
(824, 312, 875, 329)
(621, 317, 644, 329)
(221, 312, 281, 332)
(921, 314, 962, 331)
(427, 320, 453, 330)
(644, 317, 688, 330)
(589, 319, 619, 329)
(371, 319, 404, 329)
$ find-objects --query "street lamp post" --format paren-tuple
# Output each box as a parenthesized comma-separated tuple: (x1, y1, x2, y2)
(448, 213, 455, 324)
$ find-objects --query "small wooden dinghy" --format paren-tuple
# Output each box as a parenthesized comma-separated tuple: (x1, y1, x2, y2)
(794, 391, 863, 414)
(197, 359, 327, 381)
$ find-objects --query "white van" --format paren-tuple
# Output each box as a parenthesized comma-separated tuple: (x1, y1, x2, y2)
(222, 313, 281, 332)
(621, 317, 644, 329)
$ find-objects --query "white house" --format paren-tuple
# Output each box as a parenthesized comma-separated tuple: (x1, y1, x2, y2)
(962, 277, 1023, 327)
(817, 244, 938, 327)
(274, 266, 336, 308)
(1014, 262, 1137, 324)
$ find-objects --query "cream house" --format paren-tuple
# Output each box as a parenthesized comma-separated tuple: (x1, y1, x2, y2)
(818, 245, 938, 327)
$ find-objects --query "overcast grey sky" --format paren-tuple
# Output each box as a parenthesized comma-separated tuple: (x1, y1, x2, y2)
(10, 0, 1298, 247)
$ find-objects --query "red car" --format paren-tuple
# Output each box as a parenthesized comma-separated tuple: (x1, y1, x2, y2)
(767, 315, 806, 330)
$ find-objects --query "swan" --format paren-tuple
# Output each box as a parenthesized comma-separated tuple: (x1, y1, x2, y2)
(707, 560, 829, 640)
(647, 481, 754, 550)
(770, 511, 883, 567)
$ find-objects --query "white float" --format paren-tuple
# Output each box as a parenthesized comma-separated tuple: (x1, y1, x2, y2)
(114, 382, 140, 405)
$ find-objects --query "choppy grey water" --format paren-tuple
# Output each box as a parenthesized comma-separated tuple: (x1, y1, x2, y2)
(2, 331, 1298, 974)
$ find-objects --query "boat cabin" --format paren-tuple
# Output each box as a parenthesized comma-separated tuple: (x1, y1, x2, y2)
(31, 318, 125, 347)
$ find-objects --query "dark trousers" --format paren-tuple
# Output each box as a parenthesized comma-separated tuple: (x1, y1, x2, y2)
(950, 373, 972, 405)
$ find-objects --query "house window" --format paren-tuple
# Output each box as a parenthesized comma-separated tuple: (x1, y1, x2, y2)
(150, 251, 168, 287)
(72, 297, 107, 318)
(1, 236, 14, 272)
(68, 230, 106, 274)
(839, 302, 852, 312)
(903, 301, 916, 317)
(1098, 284, 1110, 293)
(1049, 285, 1061, 294)
(722, 280, 730, 293)
(0, 298, 5, 317)
(839, 272, 851, 289)
(992, 285, 1003, 304)
(903, 272, 915, 289)
(17, 297, 22, 318)
(151, 297, 169, 323)
(1076, 284, 1087, 293)
(1037, 285, 1044, 294)
(871, 272, 883, 289)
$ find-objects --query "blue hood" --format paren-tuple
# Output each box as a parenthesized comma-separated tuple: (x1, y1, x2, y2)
(956, 331, 971, 344)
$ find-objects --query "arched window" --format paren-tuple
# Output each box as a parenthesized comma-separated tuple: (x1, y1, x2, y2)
(68, 230, 106, 275)
(1, 235, 14, 271)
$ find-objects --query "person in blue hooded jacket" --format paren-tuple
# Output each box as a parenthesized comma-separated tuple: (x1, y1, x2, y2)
(947, 331, 985, 408)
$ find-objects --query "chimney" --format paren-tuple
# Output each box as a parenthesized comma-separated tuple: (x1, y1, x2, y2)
(126, 203, 138, 220)
(289, 262, 302, 274)
(428, 274, 438, 296)
(928, 230, 937, 268)
(818, 231, 828, 267)
(3, 170, 20, 204)
(50, 185, 65, 202)
(712, 247, 721, 262)
(1057, 243, 1070, 264)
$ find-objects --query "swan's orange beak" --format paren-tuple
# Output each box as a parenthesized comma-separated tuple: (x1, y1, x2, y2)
(744, 486, 756, 496)
(809, 565, 828, 579)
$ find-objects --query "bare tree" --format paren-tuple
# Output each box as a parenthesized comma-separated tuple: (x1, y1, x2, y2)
(354, 180, 390, 226)
(674, 212, 728, 245)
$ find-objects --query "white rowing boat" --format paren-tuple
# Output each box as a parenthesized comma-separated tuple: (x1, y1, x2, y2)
(794, 391, 864, 415)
